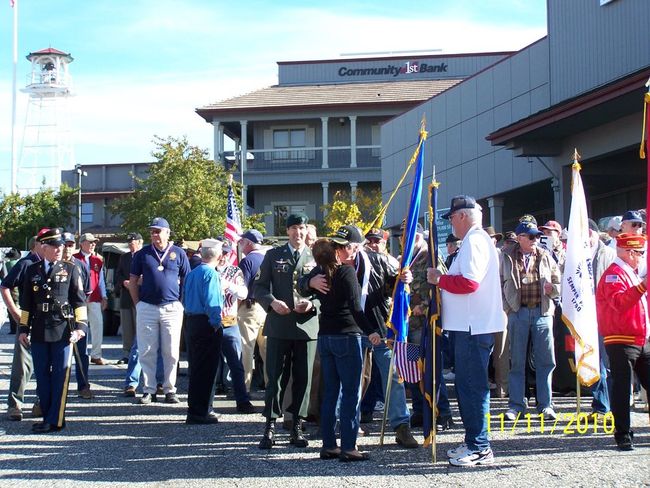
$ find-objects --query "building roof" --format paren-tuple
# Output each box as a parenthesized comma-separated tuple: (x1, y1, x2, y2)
(196, 79, 462, 120)
(26, 47, 73, 62)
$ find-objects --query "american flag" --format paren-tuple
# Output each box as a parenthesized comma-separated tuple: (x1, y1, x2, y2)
(224, 182, 242, 265)
(394, 341, 422, 384)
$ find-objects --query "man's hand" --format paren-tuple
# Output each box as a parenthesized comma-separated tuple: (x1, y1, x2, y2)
(70, 329, 85, 344)
(543, 281, 554, 295)
(399, 269, 413, 284)
(412, 304, 426, 316)
(427, 267, 442, 285)
(18, 333, 30, 347)
(309, 274, 329, 294)
(10, 308, 21, 324)
(270, 299, 291, 315)
(294, 300, 313, 314)
(368, 332, 381, 346)
(123, 279, 130, 288)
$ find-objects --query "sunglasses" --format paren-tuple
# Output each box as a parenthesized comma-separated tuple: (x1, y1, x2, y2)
(630, 222, 643, 228)
(518, 234, 539, 241)
(629, 249, 645, 256)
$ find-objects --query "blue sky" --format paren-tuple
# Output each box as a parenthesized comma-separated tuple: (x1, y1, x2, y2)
(0, 0, 547, 194)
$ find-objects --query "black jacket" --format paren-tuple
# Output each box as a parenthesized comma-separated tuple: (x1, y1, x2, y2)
(298, 249, 397, 337)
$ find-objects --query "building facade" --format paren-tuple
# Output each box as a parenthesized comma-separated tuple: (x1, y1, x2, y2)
(61, 162, 152, 236)
(381, 0, 650, 234)
(196, 52, 511, 234)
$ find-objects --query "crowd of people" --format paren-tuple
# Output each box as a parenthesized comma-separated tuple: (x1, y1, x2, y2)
(2, 199, 649, 464)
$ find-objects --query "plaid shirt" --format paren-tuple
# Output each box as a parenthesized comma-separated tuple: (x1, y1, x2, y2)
(516, 247, 541, 306)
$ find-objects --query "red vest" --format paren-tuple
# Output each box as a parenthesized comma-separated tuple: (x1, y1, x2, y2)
(74, 252, 104, 302)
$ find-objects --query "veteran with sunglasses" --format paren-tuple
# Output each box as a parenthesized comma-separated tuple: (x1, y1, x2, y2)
(500, 220, 561, 422)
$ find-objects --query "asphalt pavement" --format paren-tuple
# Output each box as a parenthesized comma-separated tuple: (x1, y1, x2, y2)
(0, 324, 648, 487)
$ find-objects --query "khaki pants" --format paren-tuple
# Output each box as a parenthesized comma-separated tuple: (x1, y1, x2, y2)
(237, 302, 267, 390)
(493, 329, 510, 397)
(88, 301, 104, 360)
(136, 301, 184, 394)
(120, 307, 137, 357)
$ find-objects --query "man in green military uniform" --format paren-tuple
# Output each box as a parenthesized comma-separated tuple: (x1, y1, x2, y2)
(18, 228, 88, 433)
(255, 213, 319, 449)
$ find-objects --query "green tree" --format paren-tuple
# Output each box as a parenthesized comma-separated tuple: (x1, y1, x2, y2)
(321, 188, 383, 234)
(0, 184, 78, 249)
(110, 136, 265, 241)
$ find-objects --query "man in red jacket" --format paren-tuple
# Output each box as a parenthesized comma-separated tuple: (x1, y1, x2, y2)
(74, 233, 108, 365)
(596, 233, 650, 451)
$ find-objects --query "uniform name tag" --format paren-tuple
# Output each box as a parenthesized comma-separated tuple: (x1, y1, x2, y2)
(605, 275, 619, 283)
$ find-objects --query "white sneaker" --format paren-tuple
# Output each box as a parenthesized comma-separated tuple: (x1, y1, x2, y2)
(504, 409, 518, 421)
(539, 407, 557, 420)
(446, 443, 470, 459)
(449, 448, 495, 467)
(374, 401, 385, 412)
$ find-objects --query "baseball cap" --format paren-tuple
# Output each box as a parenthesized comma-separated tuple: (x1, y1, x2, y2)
(442, 195, 476, 219)
(149, 217, 170, 229)
(127, 232, 143, 241)
(539, 220, 562, 233)
(514, 221, 543, 236)
(241, 229, 263, 244)
(622, 210, 644, 223)
(329, 225, 365, 245)
(607, 216, 622, 231)
(79, 232, 99, 243)
(62, 232, 76, 244)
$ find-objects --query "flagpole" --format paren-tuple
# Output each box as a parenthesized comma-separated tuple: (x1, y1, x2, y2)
(429, 166, 437, 464)
(379, 343, 395, 446)
(11, 0, 19, 194)
(573, 148, 582, 416)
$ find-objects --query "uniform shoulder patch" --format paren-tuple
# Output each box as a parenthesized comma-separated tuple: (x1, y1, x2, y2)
(605, 275, 620, 283)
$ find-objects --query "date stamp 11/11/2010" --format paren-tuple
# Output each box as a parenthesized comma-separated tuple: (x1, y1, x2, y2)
(486, 412, 615, 435)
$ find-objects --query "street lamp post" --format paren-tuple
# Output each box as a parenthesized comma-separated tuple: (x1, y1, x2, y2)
(75, 164, 87, 237)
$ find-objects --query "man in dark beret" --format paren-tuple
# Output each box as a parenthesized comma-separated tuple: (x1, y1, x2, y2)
(254, 213, 319, 449)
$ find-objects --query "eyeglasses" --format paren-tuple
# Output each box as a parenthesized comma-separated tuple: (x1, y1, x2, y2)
(367, 238, 382, 244)
(65, 243, 75, 248)
(630, 222, 643, 228)
(629, 249, 645, 256)
(518, 234, 539, 241)
(150, 229, 162, 235)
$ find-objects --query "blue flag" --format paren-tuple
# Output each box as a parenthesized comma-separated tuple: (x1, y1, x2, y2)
(388, 124, 427, 381)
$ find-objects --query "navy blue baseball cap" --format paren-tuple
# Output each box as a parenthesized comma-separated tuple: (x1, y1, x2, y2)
(241, 229, 263, 244)
(442, 195, 477, 219)
(515, 221, 543, 236)
(149, 217, 170, 229)
(622, 210, 644, 223)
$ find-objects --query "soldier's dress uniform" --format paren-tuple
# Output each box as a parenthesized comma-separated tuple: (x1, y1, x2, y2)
(19, 230, 87, 432)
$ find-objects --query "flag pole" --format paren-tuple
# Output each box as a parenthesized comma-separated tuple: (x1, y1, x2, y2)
(379, 342, 395, 446)
(640, 77, 650, 427)
(429, 165, 437, 464)
(572, 148, 582, 416)
(11, 0, 19, 194)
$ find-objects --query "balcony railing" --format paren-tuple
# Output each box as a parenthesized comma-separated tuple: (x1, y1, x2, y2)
(244, 146, 381, 171)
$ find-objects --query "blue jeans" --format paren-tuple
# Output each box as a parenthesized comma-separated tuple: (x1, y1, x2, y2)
(319, 335, 363, 452)
(74, 334, 90, 391)
(220, 325, 249, 404)
(125, 337, 163, 389)
(591, 335, 611, 413)
(454, 330, 494, 451)
(362, 337, 411, 429)
(508, 307, 556, 412)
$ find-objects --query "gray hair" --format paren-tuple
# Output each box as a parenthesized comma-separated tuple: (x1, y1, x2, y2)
(200, 246, 220, 260)
(457, 204, 483, 225)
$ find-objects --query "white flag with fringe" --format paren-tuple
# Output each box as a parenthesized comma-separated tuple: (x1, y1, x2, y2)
(561, 159, 600, 386)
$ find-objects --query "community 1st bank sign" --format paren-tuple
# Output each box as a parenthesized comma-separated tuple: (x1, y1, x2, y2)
(338, 60, 449, 78)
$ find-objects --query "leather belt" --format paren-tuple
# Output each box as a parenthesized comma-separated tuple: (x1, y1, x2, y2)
(521, 302, 540, 309)
(36, 303, 60, 312)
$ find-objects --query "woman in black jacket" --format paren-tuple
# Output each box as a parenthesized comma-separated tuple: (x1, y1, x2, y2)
(307, 238, 381, 462)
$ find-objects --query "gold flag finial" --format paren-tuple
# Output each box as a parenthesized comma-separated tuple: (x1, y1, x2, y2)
(572, 148, 581, 171)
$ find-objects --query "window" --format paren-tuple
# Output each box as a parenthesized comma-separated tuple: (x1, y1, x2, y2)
(273, 204, 306, 232)
(273, 129, 306, 160)
(81, 202, 94, 223)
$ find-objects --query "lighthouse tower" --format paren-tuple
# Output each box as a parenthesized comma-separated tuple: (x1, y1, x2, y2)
(18, 47, 75, 193)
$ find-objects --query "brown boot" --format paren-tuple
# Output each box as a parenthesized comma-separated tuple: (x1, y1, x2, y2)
(395, 423, 419, 448)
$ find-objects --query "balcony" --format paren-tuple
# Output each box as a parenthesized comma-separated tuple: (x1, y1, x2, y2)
(243, 146, 381, 172)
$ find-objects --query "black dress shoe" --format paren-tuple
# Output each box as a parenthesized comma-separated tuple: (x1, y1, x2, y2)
(410, 412, 423, 428)
(339, 450, 370, 462)
(31, 422, 63, 433)
(289, 419, 309, 448)
(186, 412, 220, 425)
(258, 420, 276, 449)
(319, 447, 341, 460)
(360, 411, 373, 424)
(615, 431, 635, 451)
(436, 415, 456, 432)
(236, 401, 259, 414)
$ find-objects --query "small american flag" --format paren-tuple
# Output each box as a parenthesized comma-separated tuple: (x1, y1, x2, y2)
(394, 341, 422, 384)
(224, 182, 242, 265)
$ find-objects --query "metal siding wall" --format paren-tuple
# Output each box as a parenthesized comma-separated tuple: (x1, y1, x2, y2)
(278, 54, 511, 85)
(549, 0, 650, 104)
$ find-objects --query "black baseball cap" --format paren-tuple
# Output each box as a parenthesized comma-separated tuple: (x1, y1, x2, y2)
(442, 195, 477, 219)
(329, 225, 364, 245)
